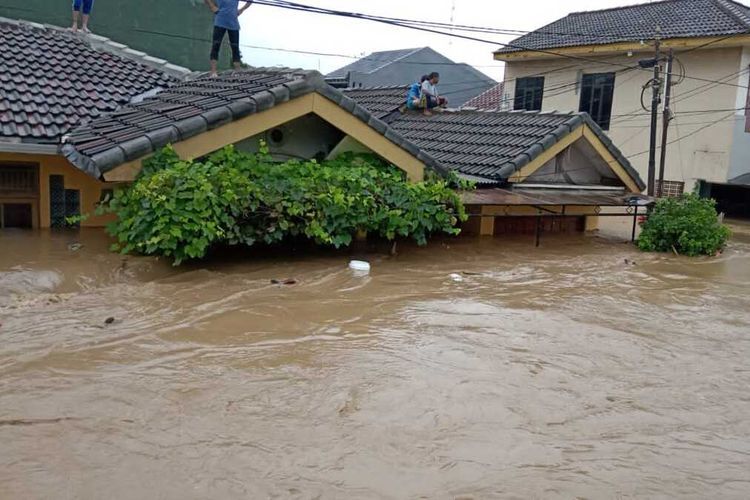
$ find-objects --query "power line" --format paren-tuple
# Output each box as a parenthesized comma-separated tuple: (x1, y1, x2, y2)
(625, 111, 736, 159)
(253, 0, 750, 90)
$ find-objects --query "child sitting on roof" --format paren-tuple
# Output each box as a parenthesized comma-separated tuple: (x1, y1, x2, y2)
(401, 75, 429, 114)
(421, 72, 448, 116)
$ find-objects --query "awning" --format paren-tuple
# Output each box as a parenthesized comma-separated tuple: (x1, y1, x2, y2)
(461, 187, 651, 206)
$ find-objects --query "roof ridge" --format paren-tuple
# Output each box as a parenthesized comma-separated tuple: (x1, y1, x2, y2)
(0, 16, 194, 80)
(566, 0, 686, 17)
(344, 84, 409, 90)
(713, 0, 750, 28)
(365, 47, 426, 74)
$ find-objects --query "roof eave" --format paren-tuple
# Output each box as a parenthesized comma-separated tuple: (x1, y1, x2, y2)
(494, 34, 750, 61)
(0, 141, 60, 155)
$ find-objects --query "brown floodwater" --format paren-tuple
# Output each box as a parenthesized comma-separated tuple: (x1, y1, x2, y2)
(1, 225, 749, 499)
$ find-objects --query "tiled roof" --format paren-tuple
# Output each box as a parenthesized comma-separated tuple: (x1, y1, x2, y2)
(344, 87, 645, 189)
(462, 82, 507, 110)
(0, 17, 190, 144)
(61, 68, 449, 178)
(326, 48, 423, 79)
(496, 0, 750, 55)
(340, 86, 406, 118)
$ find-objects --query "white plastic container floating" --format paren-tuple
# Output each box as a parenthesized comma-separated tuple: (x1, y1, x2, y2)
(349, 260, 371, 273)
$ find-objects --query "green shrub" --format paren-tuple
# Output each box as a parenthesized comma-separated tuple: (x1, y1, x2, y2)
(637, 194, 731, 256)
(101, 144, 468, 264)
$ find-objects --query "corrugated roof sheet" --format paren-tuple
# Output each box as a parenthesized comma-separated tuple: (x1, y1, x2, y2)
(496, 0, 750, 55)
(461, 187, 648, 206)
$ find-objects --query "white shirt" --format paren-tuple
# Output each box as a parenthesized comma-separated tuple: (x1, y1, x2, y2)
(421, 80, 438, 97)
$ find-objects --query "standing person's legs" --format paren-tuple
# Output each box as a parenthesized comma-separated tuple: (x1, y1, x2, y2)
(71, 0, 82, 31)
(210, 26, 227, 76)
(227, 30, 242, 69)
(80, 0, 94, 33)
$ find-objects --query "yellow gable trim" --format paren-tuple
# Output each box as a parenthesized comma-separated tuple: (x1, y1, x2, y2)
(494, 35, 750, 61)
(508, 125, 583, 183)
(103, 93, 426, 183)
(311, 94, 424, 181)
(507, 124, 641, 193)
(103, 95, 316, 181)
(581, 126, 641, 193)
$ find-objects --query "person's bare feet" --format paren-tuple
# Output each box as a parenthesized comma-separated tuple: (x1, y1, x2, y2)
(82, 25, 90, 33)
(423, 110, 433, 116)
(71, 24, 78, 32)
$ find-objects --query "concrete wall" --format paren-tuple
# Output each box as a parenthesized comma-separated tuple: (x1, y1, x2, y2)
(0, 0, 212, 70)
(233, 114, 345, 162)
(504, 46, 748, 192)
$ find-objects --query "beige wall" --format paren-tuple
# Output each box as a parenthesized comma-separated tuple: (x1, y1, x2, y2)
(504, 46, 748, 192)
(1, 153, 112, 228)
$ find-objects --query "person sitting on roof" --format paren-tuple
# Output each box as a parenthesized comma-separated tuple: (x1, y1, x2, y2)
(421, 72, 448, 116)
(401, 75, 429, 114)
(71, 0, 94, 33)
(204, 0, 253, 77)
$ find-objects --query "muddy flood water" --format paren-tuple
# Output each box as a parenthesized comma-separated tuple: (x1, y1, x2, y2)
(1, 226, 750, 499)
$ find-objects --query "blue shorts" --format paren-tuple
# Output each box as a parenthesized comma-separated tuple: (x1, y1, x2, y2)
(73, 0, 94, 15)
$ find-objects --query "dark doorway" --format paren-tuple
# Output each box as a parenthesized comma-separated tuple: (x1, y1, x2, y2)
(706, 183, 750, 219)
(1, 203, 33, 228)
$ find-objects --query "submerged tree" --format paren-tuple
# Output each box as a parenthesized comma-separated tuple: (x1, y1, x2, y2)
(100, 144, 468, 264)
(637, 194, 731, 256)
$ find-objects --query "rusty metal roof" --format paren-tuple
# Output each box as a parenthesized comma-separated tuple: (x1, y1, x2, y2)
(461, 187, 652, 206)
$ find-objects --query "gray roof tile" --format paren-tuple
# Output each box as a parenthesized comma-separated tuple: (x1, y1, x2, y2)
(62, 68, 448, 179)
(326, 48, 423, 79)
(344, 86, 645, 189)
(497, 0, 750, 55)
(0, 17, 185, 143)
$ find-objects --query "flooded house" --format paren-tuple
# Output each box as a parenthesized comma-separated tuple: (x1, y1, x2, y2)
(343, 87, 647, 238)
(2, 18, 645, 241)
(0, 17, 190, 229)
(494, 0, 750, 217)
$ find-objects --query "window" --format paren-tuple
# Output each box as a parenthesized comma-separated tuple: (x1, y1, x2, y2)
(49, 175, 80, 228)
(0, 165, 37, 195)
(514, 77, 544, 111)
(655, 180, 685, 198)
(579, 73, 616, 130)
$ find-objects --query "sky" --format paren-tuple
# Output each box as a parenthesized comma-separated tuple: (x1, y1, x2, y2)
(238, 0, 643, 82)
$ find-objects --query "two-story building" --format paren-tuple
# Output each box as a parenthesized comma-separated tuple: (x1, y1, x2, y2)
(495, 0, 750, 217)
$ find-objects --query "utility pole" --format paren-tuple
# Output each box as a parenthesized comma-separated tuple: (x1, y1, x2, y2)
(646, 38, 662, 197)
(657, 50, 674, 198)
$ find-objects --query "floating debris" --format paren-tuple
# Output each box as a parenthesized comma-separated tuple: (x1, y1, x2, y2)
(104, 317, 115, 325)
(349, 260, 371, 273)
(271, 279, 297, 285)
